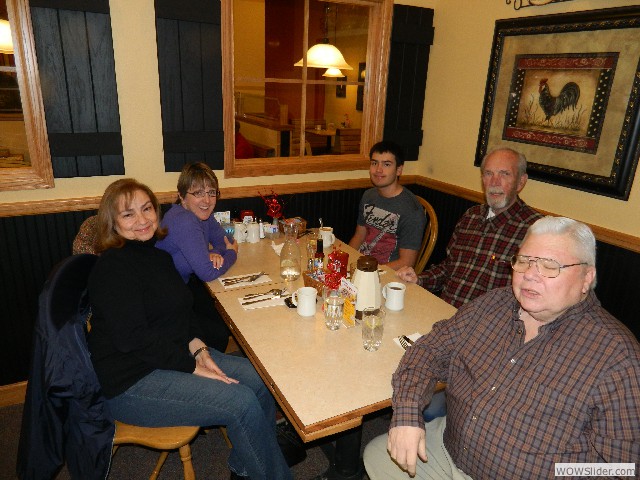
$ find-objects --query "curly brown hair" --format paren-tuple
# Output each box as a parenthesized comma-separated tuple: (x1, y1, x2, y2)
(95, 179, 167, 253)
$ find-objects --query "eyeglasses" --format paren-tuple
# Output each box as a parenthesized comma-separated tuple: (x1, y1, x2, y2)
(510, 255, 587, 278)
(187, 189, 219, 199)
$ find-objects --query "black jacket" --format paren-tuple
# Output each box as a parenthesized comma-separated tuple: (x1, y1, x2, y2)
(17, 254, 114, 480)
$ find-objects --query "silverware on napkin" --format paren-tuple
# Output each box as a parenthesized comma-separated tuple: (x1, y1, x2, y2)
(398, 335, 414, 350)
(222, 272, 265, 286)
(241, 291, 289, 306)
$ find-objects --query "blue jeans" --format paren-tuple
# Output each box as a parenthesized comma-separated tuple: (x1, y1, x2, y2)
(107, 349, 291, 480)
(422, 390, 446, 422)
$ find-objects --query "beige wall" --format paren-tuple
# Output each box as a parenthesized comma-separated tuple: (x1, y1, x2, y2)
(2, 0, 640, 240)
(399, 0, 640, 238)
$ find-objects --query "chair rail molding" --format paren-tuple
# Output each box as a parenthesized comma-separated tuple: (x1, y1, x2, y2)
(0, 175, 638, 253)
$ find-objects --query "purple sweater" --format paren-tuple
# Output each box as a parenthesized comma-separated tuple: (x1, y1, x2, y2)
(156, 204, 237, 283)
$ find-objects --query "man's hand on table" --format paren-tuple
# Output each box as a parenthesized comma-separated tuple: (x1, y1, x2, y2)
(387, 425, 427, 477)
(396, 266, 419, 284)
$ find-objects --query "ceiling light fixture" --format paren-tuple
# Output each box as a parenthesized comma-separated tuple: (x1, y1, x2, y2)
(322, 67, 344, 78)
(0, 19, 14, 54)
(294, 6, 352, 71)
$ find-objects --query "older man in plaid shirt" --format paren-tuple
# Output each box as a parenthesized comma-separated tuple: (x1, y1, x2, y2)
(397, 147, 542, 423)
(365, 217, 640, 479)
(397, 147, 542, 308)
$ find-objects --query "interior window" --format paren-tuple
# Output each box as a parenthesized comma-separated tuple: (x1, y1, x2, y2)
(223, 0, 391, 178)
(0, 0, 53, 190)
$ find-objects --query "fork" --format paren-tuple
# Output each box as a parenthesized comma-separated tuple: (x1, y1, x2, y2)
(222, 271, 265, 285)
(398, 335, 414, 350)
(241, 290, 289, 306)
(242, 288, 283, 300)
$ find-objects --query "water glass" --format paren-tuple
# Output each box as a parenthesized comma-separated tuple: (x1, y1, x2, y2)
(362, 307, 385, 351)
(221, 222, 235, 242)
(306, 232, 318, 260)
(323, 290, 344, 330)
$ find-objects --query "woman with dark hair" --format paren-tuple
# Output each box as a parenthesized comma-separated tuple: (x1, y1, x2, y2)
(88, 179, 292, 480)
(156, 162, 237, 352)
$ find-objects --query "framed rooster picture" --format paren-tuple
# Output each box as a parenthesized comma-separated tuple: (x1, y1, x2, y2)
(475, 6, 640, 200)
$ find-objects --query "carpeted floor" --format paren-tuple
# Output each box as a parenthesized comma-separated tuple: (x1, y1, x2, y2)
(1, 402, 390, 479)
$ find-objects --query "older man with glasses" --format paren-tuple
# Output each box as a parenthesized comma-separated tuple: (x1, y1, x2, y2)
(364, 216, 640, 480)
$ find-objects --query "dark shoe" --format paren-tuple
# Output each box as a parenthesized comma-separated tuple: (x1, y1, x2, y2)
(276, 420, 307, 467)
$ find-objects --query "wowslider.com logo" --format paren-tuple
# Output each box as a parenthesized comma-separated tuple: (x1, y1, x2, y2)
(555, 463, 635, 477)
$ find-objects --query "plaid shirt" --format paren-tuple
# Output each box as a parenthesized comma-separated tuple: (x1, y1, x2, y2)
(391, 288, 640, 479)
(418, 197, 542, 307)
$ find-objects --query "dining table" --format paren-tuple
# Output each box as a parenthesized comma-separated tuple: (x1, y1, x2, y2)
(207, 234, 456, 477)
(305, 128, 336, 152)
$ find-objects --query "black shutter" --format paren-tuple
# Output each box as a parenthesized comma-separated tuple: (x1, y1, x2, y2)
(155, 0, 223, 172)
(30, 0, 124, 178)
(383, 5, 434, 161)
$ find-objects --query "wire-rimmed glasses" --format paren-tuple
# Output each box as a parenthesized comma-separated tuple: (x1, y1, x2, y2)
(510, 255, 587, 278)
(187, 189, 219, 198)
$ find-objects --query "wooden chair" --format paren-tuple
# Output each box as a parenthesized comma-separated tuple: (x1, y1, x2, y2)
(333, 128, 361, 154)
(19, 254, 207, 479)
(290, 118, 326, 156)
(112, 422, 200, 480)
(414, 196, 439, 274)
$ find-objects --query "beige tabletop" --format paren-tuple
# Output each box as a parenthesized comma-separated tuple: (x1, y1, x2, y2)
(208, 238, 457, 442)
(207, 239, 287, 294)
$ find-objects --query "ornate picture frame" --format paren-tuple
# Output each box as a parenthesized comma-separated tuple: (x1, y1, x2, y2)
(475, 6, 640, 200)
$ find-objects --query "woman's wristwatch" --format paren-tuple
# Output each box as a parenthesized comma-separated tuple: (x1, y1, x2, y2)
(192, 346, 209, 358)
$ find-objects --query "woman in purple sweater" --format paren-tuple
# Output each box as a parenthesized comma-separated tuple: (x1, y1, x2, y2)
(156, 163, 238, 352)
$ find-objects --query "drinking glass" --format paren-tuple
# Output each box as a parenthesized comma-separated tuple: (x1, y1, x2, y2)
(323, 289, 344, 330)
(306, 232, 318, 261)
(362, 307, 385, 351)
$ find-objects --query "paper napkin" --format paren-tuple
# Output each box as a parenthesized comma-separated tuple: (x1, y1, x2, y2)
(239, 296, 287, 310)
(271, 241, 283, 256)
(393, 332, 422, 350)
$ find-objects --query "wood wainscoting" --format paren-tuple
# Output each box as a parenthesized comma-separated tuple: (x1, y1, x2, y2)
(0, 175, 639, 388)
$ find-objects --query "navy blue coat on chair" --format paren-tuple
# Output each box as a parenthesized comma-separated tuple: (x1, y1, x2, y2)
(17, 254, 115, 480)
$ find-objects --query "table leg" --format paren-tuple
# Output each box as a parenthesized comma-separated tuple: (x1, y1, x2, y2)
(316, 425, 364, 480)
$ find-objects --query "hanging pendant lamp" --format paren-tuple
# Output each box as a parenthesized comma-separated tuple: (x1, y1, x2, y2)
(322, 67, 344, 78)
(294, 5, 352, 71)
(0, 20, 14, 54)
(295, 43, 352, 70)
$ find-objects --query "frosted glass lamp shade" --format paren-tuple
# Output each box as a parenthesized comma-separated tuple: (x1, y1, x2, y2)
(295, 43, 352, 70)
(0, 20, 14, 54)
(322, 67, 344, 77)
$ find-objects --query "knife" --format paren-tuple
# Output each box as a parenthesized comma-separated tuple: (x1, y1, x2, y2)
(401, 335, 415, 346)
(222, 272, 264, 285)
(242, 296, 276, 306)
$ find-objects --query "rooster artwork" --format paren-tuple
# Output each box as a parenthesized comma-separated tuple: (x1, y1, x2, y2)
(538, 78, 580, 122)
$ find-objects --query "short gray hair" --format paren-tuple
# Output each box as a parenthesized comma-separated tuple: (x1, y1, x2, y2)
(523, 216, 597, 288)
(480, 147, 527, 178)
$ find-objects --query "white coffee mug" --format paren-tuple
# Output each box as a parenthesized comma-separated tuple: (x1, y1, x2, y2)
(233, 222, 247, 243)
(292, 286, 317, 317)
(382, 282, 406, 311)
(247, 222, 260, 243)
(319, 227, 335, 247)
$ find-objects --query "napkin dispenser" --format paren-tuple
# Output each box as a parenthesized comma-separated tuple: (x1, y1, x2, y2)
(352, 255, 381, 320)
